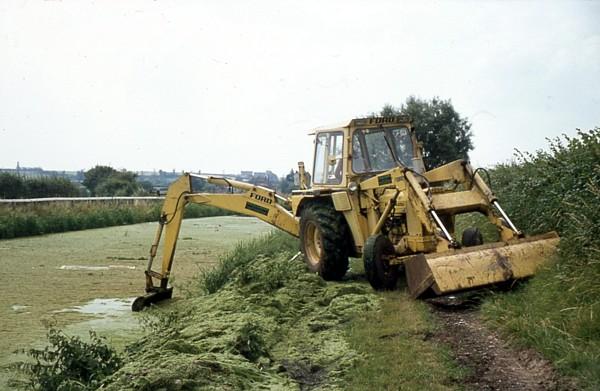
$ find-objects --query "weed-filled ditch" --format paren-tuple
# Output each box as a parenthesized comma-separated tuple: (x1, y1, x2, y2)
(104, 231, 378, 390)
(14, 231, 380, 390)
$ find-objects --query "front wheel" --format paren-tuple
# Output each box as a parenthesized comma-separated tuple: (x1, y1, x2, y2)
(462, 227, 483, 247)
(299, 204, 350, 280)
(364, 234, 399, 290)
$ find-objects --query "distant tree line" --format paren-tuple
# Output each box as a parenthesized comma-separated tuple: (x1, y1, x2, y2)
(82, 165, 153, 197)
(0, 165, 156, 199)
(0, 173, 81, 199)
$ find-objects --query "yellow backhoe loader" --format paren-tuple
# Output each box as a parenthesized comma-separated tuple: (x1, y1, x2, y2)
(132, 116, 559, 311)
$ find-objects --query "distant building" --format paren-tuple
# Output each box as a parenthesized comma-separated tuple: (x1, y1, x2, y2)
(1, 164, 284, 192)
(0, 163, 84, 182)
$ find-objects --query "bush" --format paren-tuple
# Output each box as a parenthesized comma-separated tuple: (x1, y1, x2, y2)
(184, 203, 235, 219)
(0, 173, 80, 199)
(13, 329, 122, 391)
(0, 173, 26, 198)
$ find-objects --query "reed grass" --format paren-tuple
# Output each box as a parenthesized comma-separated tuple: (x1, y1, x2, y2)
(0, 202, 231, 239)
(476, 128, 600, 388)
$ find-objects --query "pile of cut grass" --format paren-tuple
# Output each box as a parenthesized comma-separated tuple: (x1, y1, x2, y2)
(99, 231, 464, 390)
(101, 231, 381, 390)
(473, 128, 600, 388)
(0, 202, 231, 239)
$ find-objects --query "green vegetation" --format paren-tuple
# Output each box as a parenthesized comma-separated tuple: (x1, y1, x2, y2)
(0, 173, 81, 199)
(198, 228, 299, 294)
(476, 128, 600, 388)
(90, 233, 463, 390)
(11, 329, 122, 391)
(83, 165, 147, 196)
(0, 216, 273, 390)
(0, 202, 232, 239)
(99, 231, 377, 390)
(376, 96, 473, 169)
(344, 288, 465, 390)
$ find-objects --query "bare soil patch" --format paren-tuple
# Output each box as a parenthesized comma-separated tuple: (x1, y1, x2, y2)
(430, 301, 577, 390)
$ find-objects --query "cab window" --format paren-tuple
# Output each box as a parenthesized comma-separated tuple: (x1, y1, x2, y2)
(352, 127, 413, 174)
(313, 132, 344, 184)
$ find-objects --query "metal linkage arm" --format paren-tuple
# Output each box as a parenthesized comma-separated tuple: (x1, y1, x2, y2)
(404, 169, 458, 247)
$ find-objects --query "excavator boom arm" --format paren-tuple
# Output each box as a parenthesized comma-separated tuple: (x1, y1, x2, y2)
(132, 173, 299, 311)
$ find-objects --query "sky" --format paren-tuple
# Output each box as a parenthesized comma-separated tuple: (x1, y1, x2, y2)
(1, 0, 599, 176)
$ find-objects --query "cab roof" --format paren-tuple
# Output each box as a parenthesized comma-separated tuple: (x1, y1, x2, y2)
(309, 115, 411, 133)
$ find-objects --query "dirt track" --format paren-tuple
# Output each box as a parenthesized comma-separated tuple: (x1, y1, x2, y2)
(429, 302, 576, 391)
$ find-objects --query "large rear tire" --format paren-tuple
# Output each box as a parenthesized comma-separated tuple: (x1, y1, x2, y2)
(364, 234, 399, 290)
(299, 203, 350, 280)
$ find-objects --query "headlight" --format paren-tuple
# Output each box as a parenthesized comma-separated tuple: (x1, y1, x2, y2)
(348, 181, 359, 193)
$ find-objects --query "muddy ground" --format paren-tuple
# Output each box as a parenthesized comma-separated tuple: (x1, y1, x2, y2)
(429, 299, 577, 391)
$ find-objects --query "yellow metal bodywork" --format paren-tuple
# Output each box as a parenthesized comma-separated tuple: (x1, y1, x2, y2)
(405, 232, 559, 297)
(140, 174, 299, 299)
(289, 116, 559, 297)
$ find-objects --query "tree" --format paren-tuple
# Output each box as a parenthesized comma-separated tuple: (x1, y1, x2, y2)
(83, 166, 140, 196)
(26, 177, 79, 198)
(278, 169, 297, 194)
(0, 173, 25, 199)
(138, 180, 155, 195)
(0, 173, 79, 199)
(83, 166, 117, 195)
(376, 97, 473, 169)
(95, 175, 138, 196)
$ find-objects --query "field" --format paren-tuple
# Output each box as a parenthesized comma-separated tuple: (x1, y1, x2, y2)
(0, 216, 272, 388)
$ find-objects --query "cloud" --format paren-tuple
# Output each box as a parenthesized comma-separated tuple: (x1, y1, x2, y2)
(0, 1, 598, 174)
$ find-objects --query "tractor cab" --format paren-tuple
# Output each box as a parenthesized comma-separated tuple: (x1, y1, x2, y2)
(309, 116, 424, 189)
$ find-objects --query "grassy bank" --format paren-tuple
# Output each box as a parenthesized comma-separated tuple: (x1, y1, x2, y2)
(478, 128, 600, 388)
(0, 202, 232, 239)
(343, 289, 464, 390)
(89, 232, 462, 390)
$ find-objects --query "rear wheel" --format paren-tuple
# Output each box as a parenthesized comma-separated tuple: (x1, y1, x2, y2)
(300, 203, 350, 280)
(364, 234, 399, 290)
(462, 227, 483, 247)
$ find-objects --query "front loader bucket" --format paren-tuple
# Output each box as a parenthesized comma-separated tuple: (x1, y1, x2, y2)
(405, 232, 559, 298)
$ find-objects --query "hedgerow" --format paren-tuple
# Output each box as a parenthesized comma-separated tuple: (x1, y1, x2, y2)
(0, 173, 81, 199)
(482, 127, 600, 388)
(0, 202, 232, 239)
